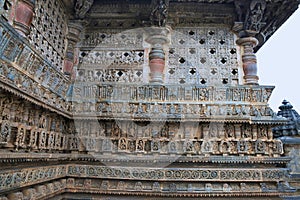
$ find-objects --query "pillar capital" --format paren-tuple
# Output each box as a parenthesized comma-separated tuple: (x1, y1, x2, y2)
(236, 37, 259, 47)
(145, 26, 171, 47)
(67, 21, 83, 44)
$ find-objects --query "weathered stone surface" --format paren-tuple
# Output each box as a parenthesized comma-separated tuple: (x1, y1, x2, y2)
(0, 0, 299, 199)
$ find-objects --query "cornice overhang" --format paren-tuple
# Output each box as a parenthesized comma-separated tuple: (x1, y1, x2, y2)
(65, 0, 299, 51)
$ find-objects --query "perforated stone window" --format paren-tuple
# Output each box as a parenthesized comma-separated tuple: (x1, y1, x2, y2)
(166, 27, 239, 85)
(28, 0, 67, 71)
(77, 29, 144, 83)
(1, 0, 13, 20)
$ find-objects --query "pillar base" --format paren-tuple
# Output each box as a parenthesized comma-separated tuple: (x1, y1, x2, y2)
(149, 72, 164, 84)
(13, 21, 30, 37)
(243, 75, 259, 85)
(13, 0, 35, 37)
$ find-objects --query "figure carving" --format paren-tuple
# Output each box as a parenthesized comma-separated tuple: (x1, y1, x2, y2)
(245, 0, 266, 32)
(74, 0, 94, 19)
(150, 0, 168, 27)
(153, 182, 160, 191)
(225, 124, 234, 138)
(0, 121, 10, 143)
(234, 0, 247, 22)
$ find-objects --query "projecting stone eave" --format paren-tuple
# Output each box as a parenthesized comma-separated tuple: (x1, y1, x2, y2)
(63, 0, 299, 52)
(255, 0, 300, 51)
(250, 117, 288, 125)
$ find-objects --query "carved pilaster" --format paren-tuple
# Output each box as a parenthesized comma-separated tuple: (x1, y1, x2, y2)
(12, 0, 35, 37)
(145, 26, 171, 83)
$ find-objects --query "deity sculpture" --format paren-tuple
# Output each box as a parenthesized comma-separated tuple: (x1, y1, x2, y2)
(246, 0, 266, 32)
(150, 0, 168, 27)
(74, 0, 94, 19)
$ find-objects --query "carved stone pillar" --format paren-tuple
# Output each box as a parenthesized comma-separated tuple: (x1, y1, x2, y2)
(12, 0, 35, 37)
(236, 36, 259, 85)
(64, 21, 82, 78)
(233, 0, 267, 85)
(145, 26, 171, 83)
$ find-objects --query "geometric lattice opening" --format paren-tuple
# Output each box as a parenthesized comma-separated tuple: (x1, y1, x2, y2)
(179, 78, 186, 84)
(189, 68, 196, 75)
(169, 68, 175, 75)
(208, 30, 215, 35)
(200, 58, 206, 64)
(222, 78, 229, 84)
(179, 58, 186, 64)
(221, 57, 227, 64)
(117, 71, 123, 77)
(189, 30, 195, 35)
(200, 79, 207, 84)
(179, 39, 185, 44)
(199, 39, 205, 44)
(232, 69, 238, 75)
(189, 48, 196, 54)
(230, 48, 237, 54)
(169, 49, 175, 54)
(210, 48, 216, 54)
(211, 69, 217, 75)
(220, 39, 225, 45)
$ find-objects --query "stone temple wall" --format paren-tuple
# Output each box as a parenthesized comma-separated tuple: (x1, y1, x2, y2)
(0, 0, 300, 199)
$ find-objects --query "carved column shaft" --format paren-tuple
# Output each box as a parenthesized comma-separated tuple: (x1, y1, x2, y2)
(64, 22, 82, 78)
(236, 36, 259, 85)
(145, 27, 171, 83)
(149, 48, 165, 83)
(12, 0, 35, 37)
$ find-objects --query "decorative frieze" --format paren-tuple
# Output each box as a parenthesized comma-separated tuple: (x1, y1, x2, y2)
(64, 178, 294, 197)
(0, 174, 294, 199)
(0, 165, 66, 192)
(72, 120, 284, 156)
(0, 179, 66, 200)
(67, 165, 288, 182)
(77, 137, 283, 157)
(0, 19, 71, 114)
(72, 101, 277, 121)
(0, 61, 70, 113)
(71, 83, 274, 103)
(0, 91, 72, 152)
